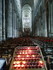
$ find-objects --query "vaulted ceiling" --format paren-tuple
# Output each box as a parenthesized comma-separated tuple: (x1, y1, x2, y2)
(21, 0, 34, 8)
(14, 0, 39, 22)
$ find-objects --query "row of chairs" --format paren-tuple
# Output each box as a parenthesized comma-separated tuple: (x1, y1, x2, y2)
(33, 36, 53, 70)
(33, 36, 53, 45)
(0, 37, 34, 58)
(9, 37, 33, 46)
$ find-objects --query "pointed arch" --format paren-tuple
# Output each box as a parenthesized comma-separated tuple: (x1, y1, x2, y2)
(22, 4, 32, 32)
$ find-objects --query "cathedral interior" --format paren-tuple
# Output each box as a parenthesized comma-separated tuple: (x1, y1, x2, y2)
(0, 0, 53, 70)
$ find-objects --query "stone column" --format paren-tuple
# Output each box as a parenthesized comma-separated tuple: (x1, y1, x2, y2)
(7, 0, 13, 38)
(2, 0, 6, 40)
(0, 0, 2, 41)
